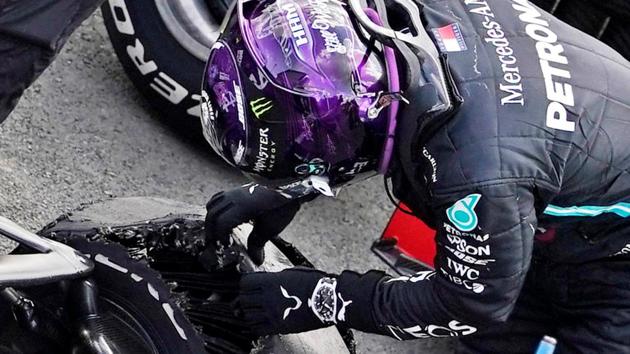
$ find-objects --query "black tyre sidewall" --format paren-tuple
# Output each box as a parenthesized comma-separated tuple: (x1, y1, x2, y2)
(101, 0, 207, 142)
(47, 234, 205, 354)
(38, 197, 353, 354)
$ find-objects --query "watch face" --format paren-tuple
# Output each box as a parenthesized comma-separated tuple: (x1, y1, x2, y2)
(313, 286, 335, 320)
(309, 278, 338, 323)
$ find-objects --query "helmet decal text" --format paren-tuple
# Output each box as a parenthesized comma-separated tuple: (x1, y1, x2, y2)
(253, 128, 277, 173)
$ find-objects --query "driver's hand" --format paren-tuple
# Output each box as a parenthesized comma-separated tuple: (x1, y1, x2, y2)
(203, 184, 301, 268)
(193, 267, 333, 338)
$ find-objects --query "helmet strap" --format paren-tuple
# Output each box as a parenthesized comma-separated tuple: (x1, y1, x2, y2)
(360, 8, 403, 175)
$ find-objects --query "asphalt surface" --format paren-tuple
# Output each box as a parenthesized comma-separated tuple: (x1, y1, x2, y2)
(0, 11, 453, 354)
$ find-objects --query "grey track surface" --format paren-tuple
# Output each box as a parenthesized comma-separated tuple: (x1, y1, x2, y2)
(0, 11, 453, 354)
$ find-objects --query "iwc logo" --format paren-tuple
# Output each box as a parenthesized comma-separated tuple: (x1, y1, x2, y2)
(446, 194, 481, 232)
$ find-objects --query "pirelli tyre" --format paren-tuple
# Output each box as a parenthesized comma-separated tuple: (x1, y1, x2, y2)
(7, 234, 207, 352)
(532, 0, 630, 60)
(101, 0, 231, 143)
(39, 197, 354, 354)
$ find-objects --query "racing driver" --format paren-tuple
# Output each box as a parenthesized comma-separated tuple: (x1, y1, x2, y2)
(201, 0, 630, 352)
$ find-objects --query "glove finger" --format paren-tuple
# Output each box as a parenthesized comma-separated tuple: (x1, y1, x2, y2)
(206, 201, 232, 224)
(205, 201, 231, 224)
(247, 202, 300, 265)
(205, 203, 236, 245)
(246, 229, 275, 266)
(206, 192, 225, 210)
(246, 248, 265, 267)
(238, 301, 266, 313)
(238, 286, 264, 298)
(248, 218, 284, 247)
(240, 308, 272, 325)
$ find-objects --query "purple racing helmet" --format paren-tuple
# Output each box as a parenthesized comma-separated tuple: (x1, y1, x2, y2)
(200, 0, 406, 189)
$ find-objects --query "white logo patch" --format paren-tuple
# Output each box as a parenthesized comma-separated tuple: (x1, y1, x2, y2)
(281, 286, 303, 320)
(337, 293, 352, 322)
(446, 194, 482, 232)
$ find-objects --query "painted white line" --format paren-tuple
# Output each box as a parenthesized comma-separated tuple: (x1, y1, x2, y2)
(147, 283, 159, 301)
(162, 303, 188, 340)
(95, 254, 128, 273)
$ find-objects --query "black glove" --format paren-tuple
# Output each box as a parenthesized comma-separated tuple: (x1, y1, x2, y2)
(238, 267, 387, 336)
(179, 270, 259, 344)
(204, 184, 301, 268)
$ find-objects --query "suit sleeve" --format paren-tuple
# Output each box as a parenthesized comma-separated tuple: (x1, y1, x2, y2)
(0, 0, 103, 122)
(339, 182, 537, 339)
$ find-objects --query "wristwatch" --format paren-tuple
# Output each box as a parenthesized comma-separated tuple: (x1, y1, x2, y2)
(308, 277, 338, 324)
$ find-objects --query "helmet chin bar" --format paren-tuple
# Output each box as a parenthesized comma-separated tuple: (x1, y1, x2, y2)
(348, 0, 439, 59)
(349, 0, 436, 53)
(348, 0, 452, 109)
(349, 0, 453, 174)
(360, 8, 403, 175)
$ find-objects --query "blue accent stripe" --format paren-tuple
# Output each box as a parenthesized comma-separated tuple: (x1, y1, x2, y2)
(544, 203, 630, 218)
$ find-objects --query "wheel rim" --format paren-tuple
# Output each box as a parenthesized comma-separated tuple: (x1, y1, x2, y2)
(98, 295, 161, 354)
(0, 289, 161, 353)
(154, 0, 223, 61)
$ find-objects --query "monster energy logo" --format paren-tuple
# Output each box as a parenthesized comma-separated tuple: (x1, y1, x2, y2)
(250, 98, 273, 119)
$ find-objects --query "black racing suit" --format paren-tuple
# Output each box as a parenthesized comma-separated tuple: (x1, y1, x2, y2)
(377, 0, 630, 352)
(234, 1, 630, 352)
(0, 0, 103, 123)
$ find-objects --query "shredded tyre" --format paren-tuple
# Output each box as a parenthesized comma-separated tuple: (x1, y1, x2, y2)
(4, 237, 206, 354)
(39, 197, 354, 354)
